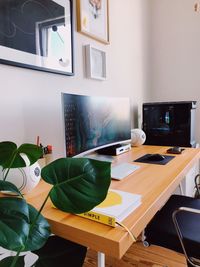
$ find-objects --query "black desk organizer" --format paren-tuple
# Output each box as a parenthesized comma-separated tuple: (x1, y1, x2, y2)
(134, 154, 175, 165)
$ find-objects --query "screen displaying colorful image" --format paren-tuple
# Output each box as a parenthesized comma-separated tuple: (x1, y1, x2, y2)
(62, 93, 131, 157)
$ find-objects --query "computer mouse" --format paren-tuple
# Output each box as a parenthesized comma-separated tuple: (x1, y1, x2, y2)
(171, 146, 182, 153)
(146, 154, 165, 161)
(167, 146, 182, 154)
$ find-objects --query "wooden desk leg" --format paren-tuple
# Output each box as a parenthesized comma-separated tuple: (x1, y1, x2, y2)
(97, 252, 105, 267)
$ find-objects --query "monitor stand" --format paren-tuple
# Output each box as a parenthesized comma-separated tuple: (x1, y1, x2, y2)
(84, 153, 114, 162)
(96, 143, 131, 156)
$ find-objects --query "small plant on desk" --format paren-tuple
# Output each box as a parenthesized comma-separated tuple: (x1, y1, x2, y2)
(0, 141, 111, 267)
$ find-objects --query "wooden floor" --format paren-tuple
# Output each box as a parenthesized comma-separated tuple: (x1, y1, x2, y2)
(83, 242, 187, 267)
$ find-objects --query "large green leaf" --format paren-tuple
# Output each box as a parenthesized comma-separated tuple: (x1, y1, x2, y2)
(0, 198, 29, 251)
(24, 205, 51, 251)
(17, 144, 43, 166)
(0, 142, 42, 169)
(41, 158, 111, 214)
(0, 255, 25, 267)
(0, 142, 24, 169)
(0, 180, 23, 197)
(0, 197, 50, 252)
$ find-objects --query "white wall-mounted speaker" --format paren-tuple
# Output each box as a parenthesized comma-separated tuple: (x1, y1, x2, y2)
(131, 128, 146, 147)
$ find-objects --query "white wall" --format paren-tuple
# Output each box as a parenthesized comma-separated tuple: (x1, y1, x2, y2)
(149, 0, 200, 143)
(0, 0, 149, 159)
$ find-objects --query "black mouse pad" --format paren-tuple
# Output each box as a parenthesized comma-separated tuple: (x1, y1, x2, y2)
(134, 154, 175, 165)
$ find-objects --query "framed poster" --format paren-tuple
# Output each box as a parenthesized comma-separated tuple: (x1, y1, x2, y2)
(85, 44, 106, 80)
(77, 0, 109, 44)
(0, 0, 74, 76)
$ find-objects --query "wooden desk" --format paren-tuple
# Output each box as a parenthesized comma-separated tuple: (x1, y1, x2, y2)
(26, 146, 200, 262)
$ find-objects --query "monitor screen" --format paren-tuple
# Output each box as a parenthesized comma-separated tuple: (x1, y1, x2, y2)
(142, 101, 196, 147)
(62, 93, 131, 157)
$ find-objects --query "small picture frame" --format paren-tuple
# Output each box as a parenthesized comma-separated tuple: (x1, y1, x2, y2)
(85, 44, 106, 80)
(77, 0, 109, 44)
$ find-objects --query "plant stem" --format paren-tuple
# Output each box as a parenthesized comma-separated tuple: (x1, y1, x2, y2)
(3, 152, 17, 181)
(24, 190, 51, 246)
(10, 247, 23, 267)
(8, 189, 51, 267)
(37, 190, 51, 218)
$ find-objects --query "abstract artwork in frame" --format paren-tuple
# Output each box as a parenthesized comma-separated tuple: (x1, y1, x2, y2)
(0, 0, 74, 76)
(77, 0, 109, 44)
(85, 44, 106, 80)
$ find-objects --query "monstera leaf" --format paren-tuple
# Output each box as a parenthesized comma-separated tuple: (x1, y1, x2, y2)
(0, 197, 50, 252)
(0, 142, 42, 170)
(0, 180, 23, 197)
(0, 143, 111, 267)
(41, 158, 111, 214)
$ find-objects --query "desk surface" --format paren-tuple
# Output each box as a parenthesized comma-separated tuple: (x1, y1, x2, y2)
(26, 145, 200, 259)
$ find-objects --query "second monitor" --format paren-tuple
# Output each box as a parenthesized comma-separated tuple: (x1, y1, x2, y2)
(142, 101, 197, 147)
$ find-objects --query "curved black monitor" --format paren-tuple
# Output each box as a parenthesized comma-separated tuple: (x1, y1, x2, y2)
(62, 93, 131, 157)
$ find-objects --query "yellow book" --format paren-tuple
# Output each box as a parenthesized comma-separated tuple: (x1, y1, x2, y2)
(77, 189, 141, 227)
(78, 210, 116, 227)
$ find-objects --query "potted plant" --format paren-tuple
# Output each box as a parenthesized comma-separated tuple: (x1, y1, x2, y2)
(0, 141, 111, 267)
